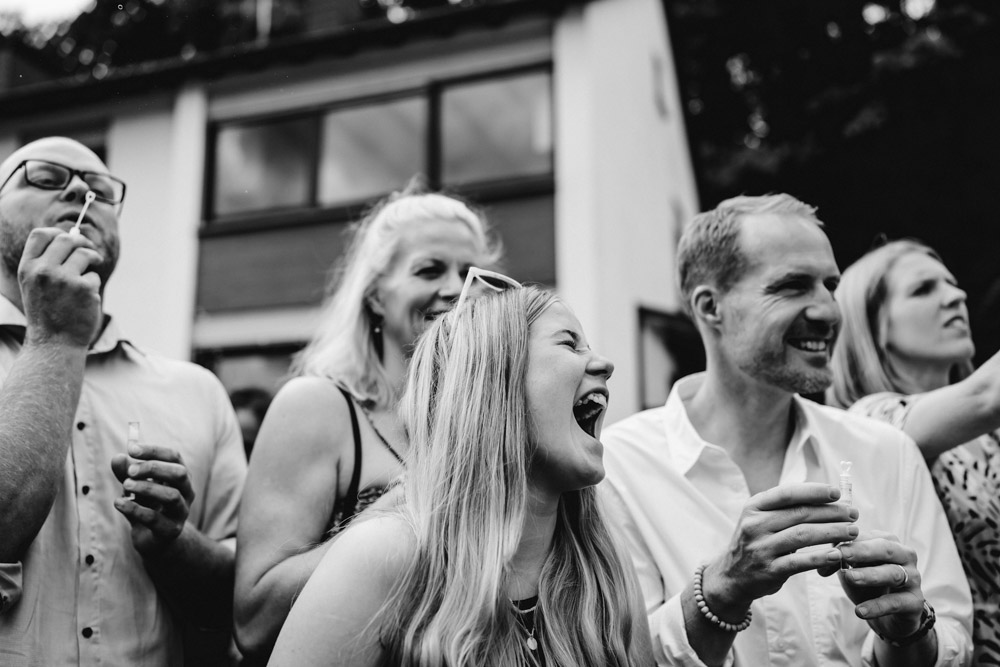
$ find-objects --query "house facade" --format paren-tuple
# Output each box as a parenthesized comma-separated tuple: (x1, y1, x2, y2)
(0, 0, 698, 421)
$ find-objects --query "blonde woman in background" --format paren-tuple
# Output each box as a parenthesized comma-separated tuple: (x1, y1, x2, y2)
(234, 186, 501, 665)
(829, 238, 1000, 666)
(268, 282, 654, 666)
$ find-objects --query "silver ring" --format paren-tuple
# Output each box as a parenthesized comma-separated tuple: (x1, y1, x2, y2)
(894, 564, 909, 588)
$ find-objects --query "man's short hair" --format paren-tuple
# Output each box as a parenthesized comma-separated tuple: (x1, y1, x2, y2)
(676, 194, 820, 315)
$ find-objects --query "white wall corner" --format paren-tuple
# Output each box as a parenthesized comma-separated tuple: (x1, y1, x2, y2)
(102, 86, 206, 360)
(554, 0, 700, 420)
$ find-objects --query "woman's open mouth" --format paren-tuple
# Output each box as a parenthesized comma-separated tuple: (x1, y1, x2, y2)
(573, 392, 607, 438)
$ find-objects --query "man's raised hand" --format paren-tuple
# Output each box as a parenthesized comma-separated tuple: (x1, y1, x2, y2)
(18, 227, 102, 347)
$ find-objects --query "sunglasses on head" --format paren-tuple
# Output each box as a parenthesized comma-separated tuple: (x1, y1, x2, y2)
(455, 267, 522, 310)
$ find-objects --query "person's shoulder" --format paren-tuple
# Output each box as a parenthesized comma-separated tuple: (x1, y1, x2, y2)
(601, 406, 671, 472)
(603, 406, 668, 444)
(319, 514, 416, 581)
(131, 347, 222, 384)
(848, 391, 910, 416)
(251, 376, 353, 463)
(342, 514, 415, 550)
(799, 397, 915, 454)
(268, 376, 352, 424)
(129, 349, 234, 404)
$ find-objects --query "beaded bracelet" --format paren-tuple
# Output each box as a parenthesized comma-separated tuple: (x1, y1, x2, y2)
(692, 563, 753, 633)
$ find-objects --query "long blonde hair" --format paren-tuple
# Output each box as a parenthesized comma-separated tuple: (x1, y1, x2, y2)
(379, 286, 646, 666)
(291, 183, 500, 407)
(828, 239, 973, 408)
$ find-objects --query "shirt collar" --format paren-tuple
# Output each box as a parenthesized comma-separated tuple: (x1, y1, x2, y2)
(781, 395, 821, 483)
(0, 294, 138, 357)
(662, 373, 714, 475)
(663, 372, 822, 479)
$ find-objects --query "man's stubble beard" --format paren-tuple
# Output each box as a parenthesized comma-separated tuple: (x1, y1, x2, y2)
(0, 212, 119, 289)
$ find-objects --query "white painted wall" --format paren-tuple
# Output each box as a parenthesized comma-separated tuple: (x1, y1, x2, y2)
(101, 87, 206, 360)
(555, 0, 699, 422)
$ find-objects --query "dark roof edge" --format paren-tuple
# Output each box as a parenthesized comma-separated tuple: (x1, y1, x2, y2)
(0, 0, 586, 118)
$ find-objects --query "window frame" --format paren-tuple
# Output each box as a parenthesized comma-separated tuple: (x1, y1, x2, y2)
(205, 110, 322, 222)
(201, 62, 553, 237)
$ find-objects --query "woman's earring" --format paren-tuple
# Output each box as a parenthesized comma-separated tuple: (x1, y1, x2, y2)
(373, 323, 382, 335)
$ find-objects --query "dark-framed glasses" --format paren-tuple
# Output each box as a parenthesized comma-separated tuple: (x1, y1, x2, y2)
(0, 159, 127, 205)
(456, 267, 522, 310)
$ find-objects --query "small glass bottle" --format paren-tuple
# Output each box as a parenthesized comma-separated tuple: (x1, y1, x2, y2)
(125, 421, 140, 498)
(839, 461, 853, 507)
(839, 460, 854, 570)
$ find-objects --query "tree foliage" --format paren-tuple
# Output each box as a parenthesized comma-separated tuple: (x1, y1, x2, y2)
(665, 0, 1000, 360)
(3, 0, 498, 83)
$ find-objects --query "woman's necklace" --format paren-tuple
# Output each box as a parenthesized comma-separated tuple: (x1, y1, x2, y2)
(358, 404, 405, 464)
(511, 598, 539, 652)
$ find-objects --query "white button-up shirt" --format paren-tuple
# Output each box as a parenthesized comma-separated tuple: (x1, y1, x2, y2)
(0, 296, 246, 666)
(601, 373, 973, 667)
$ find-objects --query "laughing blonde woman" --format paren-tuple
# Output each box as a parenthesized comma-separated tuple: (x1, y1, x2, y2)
(268, 282, 654, 667)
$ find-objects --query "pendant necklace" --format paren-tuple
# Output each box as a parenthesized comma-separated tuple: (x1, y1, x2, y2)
(511, 597, 539, 652)
(524, 623, 538, 652)
(358, 404, 406, 464)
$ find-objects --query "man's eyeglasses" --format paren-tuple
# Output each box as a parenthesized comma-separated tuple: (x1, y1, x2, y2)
(455, 267, 522, 310)
(0, 159, 127, 205)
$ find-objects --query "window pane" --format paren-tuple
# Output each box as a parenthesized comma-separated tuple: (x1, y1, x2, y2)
(484, 194, 556, 286)
(213, 117, 315, 216)
(318, 97, 426, 205)
(442, 71, 552, 185)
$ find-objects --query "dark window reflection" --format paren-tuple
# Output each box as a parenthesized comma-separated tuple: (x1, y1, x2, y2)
(213, 117, 315, 216)
(318, 96, 426, 205)
(441, 71, 552, 186)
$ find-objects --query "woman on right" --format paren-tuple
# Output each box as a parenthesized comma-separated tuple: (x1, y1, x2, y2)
(268, 280, 654, 666)
(829, 238, 1000, 666)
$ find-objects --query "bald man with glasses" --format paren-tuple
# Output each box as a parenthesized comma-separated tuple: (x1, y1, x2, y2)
(0, 137, 246, 666)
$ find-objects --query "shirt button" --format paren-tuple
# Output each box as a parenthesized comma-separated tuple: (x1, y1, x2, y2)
(76, 422, 86, 430)
(85, 554, 95, 565)
(82, 627, 93, 638)
(81, 485, 90, 495)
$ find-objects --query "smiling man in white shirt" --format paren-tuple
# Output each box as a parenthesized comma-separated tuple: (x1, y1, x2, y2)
(601, 194, 972, 667)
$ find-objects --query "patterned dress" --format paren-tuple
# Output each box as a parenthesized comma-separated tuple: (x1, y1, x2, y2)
(852, 392, 1000, 666)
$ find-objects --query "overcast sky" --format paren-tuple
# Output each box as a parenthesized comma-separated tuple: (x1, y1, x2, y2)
(0, 0, 93, 25)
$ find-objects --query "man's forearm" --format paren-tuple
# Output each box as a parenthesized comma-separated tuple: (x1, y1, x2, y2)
(0, 341, 87, 562)
(143, 525, 236, 630)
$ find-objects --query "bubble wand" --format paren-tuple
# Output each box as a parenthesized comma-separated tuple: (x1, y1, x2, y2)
(69, 191, 97, 235)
